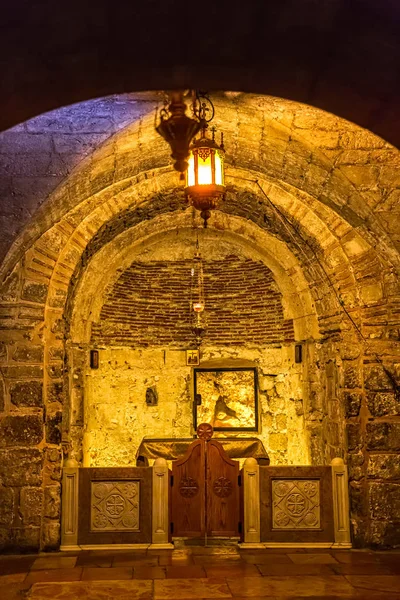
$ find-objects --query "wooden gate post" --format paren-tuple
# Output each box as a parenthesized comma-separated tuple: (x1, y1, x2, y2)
(60, 458, 80, 551)
(331, 457, 352, 547)
(150, 458, 174, 549)
(240, 457, 263, 548)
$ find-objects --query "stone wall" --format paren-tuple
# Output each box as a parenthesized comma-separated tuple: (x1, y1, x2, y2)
(82, 346, 307, 468)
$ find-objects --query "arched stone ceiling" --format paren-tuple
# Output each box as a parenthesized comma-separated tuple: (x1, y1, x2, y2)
(1, 93, 399, 288)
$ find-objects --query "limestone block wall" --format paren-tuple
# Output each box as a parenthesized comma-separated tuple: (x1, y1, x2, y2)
(81, 346, 307, 468)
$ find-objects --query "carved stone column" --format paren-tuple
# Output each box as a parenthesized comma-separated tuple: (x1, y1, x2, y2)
(150, 458, 174, 549)
(331, 457, 352, 547)
(60, 458, 80, 551)
(239, 457, 263, 548)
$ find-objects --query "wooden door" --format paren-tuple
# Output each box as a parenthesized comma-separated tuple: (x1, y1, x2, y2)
(171, 439, 205, 537)
(171, 424, 240, 539)
(206, 439, 239, 537)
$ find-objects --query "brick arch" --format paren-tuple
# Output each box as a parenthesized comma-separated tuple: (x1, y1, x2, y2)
(1, 1, 400, 151)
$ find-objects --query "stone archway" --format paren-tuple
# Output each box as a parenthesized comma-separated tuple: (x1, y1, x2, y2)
(0, 92, 399, 551)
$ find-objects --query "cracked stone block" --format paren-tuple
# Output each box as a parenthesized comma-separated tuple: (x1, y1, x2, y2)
(0, 486, 15, 526)
(21, 487, 43, 526)
(366, 422, 400, 450)
(21, 281, 48, 303)
(0, 414, 43, 447)
(10, 381, 43, 408)
(366, 391, 400, 417)
(0, 449, 43, 486)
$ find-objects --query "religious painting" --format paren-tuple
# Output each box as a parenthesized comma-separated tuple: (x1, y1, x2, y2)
(194, 368, 258, 431)
(186, 349, 200, 366)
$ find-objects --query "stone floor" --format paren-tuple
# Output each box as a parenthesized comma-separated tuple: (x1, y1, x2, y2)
(1, 546, 400, 599)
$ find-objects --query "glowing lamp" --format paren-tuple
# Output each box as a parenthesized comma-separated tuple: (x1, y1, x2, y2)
(185, 130, 225, 227)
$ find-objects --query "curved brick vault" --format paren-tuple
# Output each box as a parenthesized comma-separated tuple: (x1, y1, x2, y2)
(0, 92, 399, 551)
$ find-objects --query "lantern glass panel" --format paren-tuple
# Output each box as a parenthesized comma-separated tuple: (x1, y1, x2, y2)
(215, 151, 223, 185)
(197, 150, 213, 185)
(187, 153, 195, 186)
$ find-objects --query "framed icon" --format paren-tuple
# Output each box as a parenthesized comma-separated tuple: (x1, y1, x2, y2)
(186, 349, 200, 366)
(193, 367, 258, 431)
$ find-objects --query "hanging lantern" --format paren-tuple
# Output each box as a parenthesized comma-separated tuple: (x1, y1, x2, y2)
(185, 126, 225, 227)
(155, 91, 202, 177)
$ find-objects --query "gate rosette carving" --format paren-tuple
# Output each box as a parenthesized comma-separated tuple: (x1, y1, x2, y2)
(272, 479, 320, 530)
(179, 476, 199, 498)
(91, 481, 139, 531)
(213, 476, 233, 498)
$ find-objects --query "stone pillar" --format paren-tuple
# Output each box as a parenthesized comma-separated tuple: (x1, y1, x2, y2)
(331, 457, 352, 547)
(150, 458, 173, 549)
(60, 458, 80, 551)
(239, 457, 263, 548)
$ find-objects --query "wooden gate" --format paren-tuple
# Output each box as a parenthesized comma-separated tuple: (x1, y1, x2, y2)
(171, 424, 239, 538)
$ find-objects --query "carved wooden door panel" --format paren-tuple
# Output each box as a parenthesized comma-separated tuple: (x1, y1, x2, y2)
(206, 439, 239, 537)
(171, 439, 205, 537)
(171, 425, 240, 539)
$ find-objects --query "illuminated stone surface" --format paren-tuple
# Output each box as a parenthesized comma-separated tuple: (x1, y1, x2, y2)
(0, 92, 399, 551)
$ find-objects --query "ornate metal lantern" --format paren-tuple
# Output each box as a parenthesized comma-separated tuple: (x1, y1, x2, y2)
(156, 91, 226, 225)
(155, 91, 202, 177)
(185, 126, 225, 227)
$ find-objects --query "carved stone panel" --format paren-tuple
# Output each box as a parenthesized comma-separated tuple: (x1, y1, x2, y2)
(91, 481, 139, 532)
(272, 479, 320, 529)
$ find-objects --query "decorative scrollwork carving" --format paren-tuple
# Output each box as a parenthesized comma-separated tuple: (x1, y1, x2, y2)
(213, 476, 233, 498)
(179, 476, 199, 498)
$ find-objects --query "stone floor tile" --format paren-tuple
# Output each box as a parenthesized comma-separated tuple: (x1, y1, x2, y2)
(28, 580, 153, 599)
(257, 563, 335, 576)
(189, 546, 239, 556)
(241, 553, 292, 564)
(75, 553, 113, 567)
(204, 564, 261, 578)
(81, 566, 133, 580)
(134, 566, 166, 579)
(330, 562, 394, 575)
(25, 568, 83, 585)
(159, 554, 195, 566)
(288, 553, 339, 564)
(227, 574, 356, 597)
(0, 572, 27, 583)
(0, 582, 30, 600)
(113, 556, 159, 567)
(193, 554, 243, 565)
(332, 551, 381, 564)
(154, 577, 232, 598)
(166, 565, 207, 578)
(345, 574, 400, 594)
(0, 556, 36, 574)
(31, 557, 77, 570)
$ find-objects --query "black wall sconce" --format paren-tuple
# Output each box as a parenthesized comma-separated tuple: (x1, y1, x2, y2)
(90, 349, 99, 369)
(295, 344, 303, 364)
